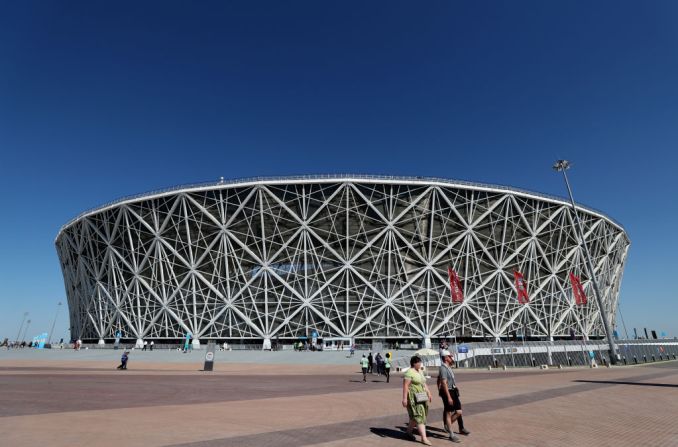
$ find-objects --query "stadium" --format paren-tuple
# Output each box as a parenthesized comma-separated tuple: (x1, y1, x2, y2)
(55, 175, 629, 348)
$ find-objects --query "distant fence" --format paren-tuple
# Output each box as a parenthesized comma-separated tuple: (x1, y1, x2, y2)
(392, 340, 678, 371)
(59, 339, 678, 369)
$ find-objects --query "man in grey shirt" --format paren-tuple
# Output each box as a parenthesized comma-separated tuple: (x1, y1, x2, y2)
(438, 350, 470, 441)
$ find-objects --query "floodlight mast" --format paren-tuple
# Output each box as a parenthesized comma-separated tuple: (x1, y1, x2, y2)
(553, 160, 619, 365)
(48, 301, 63, 345)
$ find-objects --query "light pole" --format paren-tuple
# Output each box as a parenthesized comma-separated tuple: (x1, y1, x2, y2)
(553, 160, 619, 364)
(21, 319, 32, 342)
(15, 312, 28, 343)
(48, 301, 63, 344)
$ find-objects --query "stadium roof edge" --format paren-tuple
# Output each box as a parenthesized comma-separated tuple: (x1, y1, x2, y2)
(55, 174, 627, 242)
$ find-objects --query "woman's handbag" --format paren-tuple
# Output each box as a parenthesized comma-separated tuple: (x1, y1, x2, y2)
(414, 391, 428, 403)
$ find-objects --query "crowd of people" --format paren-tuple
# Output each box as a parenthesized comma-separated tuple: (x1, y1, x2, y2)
(359, 351, 393, 382)
(1, 338, 67, 349)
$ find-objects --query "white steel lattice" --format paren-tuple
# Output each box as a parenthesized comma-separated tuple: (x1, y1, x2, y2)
(55, 176, 630, 343)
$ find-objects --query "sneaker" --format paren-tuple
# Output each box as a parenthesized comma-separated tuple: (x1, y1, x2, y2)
(404, 432, 417, 441)
(449, 433, 461, 443)
(459, 428, 471, 436)
(444, 423, 450, 433)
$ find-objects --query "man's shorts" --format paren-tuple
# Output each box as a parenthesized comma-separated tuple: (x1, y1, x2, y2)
(439, 388, 462, 412)
(362, 367, 368, 374)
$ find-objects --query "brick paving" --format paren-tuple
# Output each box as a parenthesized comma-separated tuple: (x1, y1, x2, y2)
(1, 356, 677, 447)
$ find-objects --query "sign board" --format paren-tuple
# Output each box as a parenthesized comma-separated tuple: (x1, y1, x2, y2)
(457, 345, 468, 354)
(33, 333, 48, 349)
(203, 341, 216, 371)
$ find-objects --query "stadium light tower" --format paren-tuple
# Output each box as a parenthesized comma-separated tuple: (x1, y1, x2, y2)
(553, 160, 619, 365)
(15, 312, 28, 343)
(48, 301, 63, 344)
(21, 319, 32, 341)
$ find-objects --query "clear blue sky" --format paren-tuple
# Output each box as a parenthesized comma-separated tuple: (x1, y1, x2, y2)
(1, 1, 677, 342)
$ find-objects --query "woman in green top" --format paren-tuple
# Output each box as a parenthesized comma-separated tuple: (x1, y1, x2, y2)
(384, 353, 391, 383)
(402, 355, 432, 445)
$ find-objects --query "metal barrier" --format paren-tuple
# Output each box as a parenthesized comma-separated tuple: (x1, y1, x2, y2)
(392, 340, 678, 371)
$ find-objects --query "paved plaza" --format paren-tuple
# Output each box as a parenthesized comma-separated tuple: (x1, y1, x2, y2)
(1, 349, 677, 447)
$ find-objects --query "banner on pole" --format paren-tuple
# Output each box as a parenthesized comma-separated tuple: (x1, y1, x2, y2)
(513, 271, 529, 304)
(448, 267, 464, 303)
(569, 273, 588, 305)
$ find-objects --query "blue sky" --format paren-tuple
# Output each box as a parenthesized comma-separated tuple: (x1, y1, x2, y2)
(1, 1, 677, 341)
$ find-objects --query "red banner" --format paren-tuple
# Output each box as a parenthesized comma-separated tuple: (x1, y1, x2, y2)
(448, 267, 464, 303)
(569, 273, 588, 305)
(514, 271, 530, 304)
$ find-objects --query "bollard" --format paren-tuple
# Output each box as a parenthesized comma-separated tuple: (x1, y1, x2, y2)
(203, 341, 216, 371)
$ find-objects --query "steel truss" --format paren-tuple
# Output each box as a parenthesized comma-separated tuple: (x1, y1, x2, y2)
(55, 177, 629, 344)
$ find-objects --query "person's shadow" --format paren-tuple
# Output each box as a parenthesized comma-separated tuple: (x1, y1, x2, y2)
(370, 425, 448, 441)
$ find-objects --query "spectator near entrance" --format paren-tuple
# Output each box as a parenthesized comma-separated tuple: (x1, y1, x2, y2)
(117, 351, 129, 370)
(367, 352, 374, 374)
(150, 340, 154, 351)
(142, 340, 148, 351)
(384, 353, 392, 383)
(360, 354, 369, 382)
(375, 352, 384, 375)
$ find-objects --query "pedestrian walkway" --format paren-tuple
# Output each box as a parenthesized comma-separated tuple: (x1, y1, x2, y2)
(1, 355, 677, 446)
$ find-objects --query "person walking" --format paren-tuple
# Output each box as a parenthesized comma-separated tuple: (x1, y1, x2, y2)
(375, 352, 384, 375)
(360, 354, 369, 382)
(438, 350, 470, 439)
(117, 351, 129, 370)
(349, 344, 355, 357)
(402, 355, 432, 445)
(150, 340, 154, 351)
(384, 353, 391, 383)
(142, 340, 148, 351)
(367, 352, 374, 374)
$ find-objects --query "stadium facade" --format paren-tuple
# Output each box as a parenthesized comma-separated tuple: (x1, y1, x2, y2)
(55, 176, 629, 348)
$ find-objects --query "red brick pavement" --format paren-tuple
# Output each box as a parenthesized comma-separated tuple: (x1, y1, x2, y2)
(1, 359, 677, 447)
